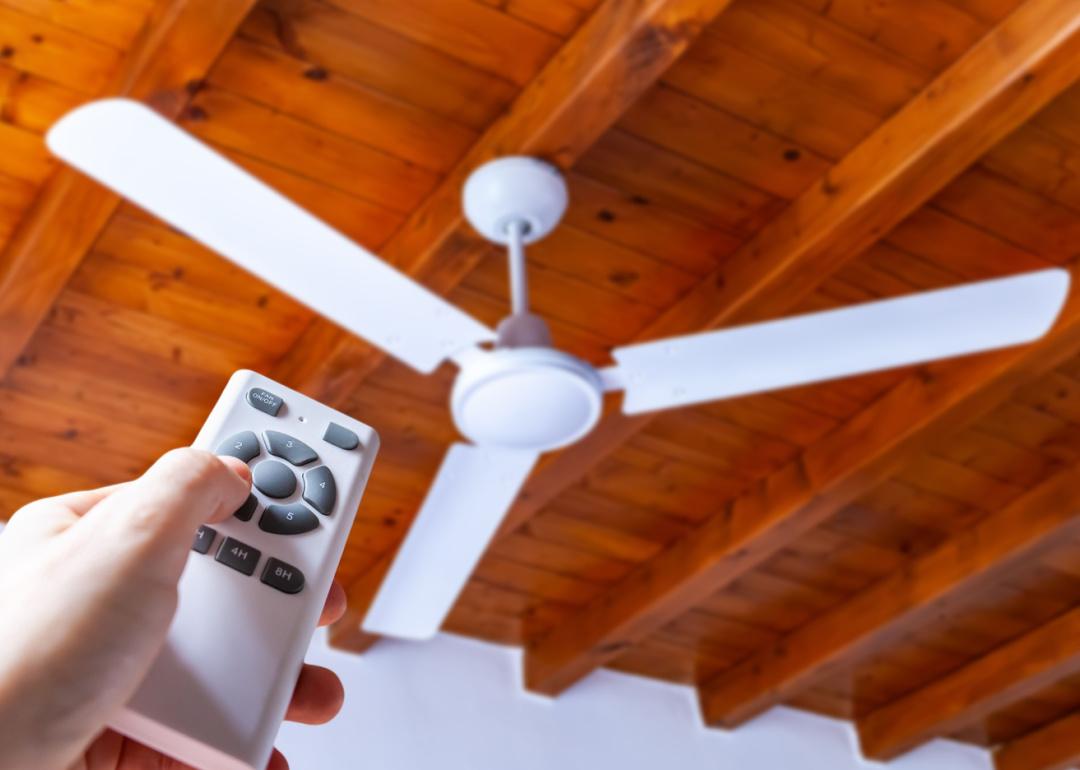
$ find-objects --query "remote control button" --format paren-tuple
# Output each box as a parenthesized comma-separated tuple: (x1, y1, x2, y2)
(233, 494, 257, 522)
(323, 422, 359, 450)
(247, 387, 283, 416)
(261, 558, 305, 594)
(259, 503, 319, 535)
(215, 537, 261, 575)
(216, 431, 260, 463)
(302, 466, 336, 515)
(264, 430, 317, 466)
(192, 525, 217, 554)
(252, 460, 297, 499)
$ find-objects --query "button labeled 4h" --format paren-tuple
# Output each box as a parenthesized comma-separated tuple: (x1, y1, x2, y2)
(215, 536, 261, 575)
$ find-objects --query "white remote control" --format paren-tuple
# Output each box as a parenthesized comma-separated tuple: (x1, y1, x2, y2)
(109, 370, 379, 770)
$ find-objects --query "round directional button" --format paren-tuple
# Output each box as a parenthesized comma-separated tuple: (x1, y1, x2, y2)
(252, 460, 296, 499)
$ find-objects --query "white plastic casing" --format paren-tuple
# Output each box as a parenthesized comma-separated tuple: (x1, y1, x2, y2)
(109, 370, 379, 770)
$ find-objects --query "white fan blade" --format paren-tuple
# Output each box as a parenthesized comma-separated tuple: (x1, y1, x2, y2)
(46, 99, 495, 374)
(363, 443, 539, 640)
(612, 269, 1070, 415)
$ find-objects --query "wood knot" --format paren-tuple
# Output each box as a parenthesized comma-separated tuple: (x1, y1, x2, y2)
(783, 148, 801, 162)
(630, 194, 649, 206)
(0, 46, 14, 59)
(303, 66, 329, 81)
(184, 104, 208, 122)
(609, 270, 639, 287)
(596, 209, 616, 223)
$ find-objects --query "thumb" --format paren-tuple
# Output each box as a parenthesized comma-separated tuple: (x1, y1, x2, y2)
(74, 448, 251, 565)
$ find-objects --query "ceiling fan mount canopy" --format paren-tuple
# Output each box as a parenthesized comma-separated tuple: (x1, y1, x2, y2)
(451, 346, 603, 452)
(462, 155, 568, 244)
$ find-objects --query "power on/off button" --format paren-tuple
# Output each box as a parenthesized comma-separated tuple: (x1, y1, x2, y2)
(247, 387, 283, 416)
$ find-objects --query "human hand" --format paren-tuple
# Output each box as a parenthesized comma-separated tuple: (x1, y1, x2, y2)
(0, 448, 346, 770)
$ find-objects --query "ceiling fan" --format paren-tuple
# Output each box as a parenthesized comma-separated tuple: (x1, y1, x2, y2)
(47, 99, 1069, 641)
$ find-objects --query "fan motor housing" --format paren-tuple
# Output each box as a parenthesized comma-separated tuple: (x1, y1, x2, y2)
(451, 347, 603, 451)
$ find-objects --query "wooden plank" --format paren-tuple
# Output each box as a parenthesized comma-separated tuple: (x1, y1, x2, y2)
(182, 88, 440, 214)
(0, 0, 154, 50)
(275, 0, 739, 404)
(475, 0, 598, 37)
(241, 0, 517, 130)
(208, 37, 478, 173)
(793, 0, 990, 73)
(324, 0, 561, 87)
(697, 465, 1080, 727)
(857, 605, 1080, 760)
(496, 0, 1080, 551)
(994, 710, 1080, 770)
(0, 5, 121, 94)
(0, 0, 259, 380)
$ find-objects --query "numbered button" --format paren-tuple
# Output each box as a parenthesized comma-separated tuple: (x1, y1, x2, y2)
(215, 431, 260, 463)
(302, 466, 336, 515)
(192, 525, 216, 554)
(261, 558, 305, 594)
(215, 537, 261, 576)
(264, 431, 317, 466)
(253, 460, 296, 499)
(259, 503, 319, 535)
(233, 494, 257, 522)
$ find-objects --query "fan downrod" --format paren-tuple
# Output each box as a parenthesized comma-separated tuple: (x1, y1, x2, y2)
(453, 158, 603, 453)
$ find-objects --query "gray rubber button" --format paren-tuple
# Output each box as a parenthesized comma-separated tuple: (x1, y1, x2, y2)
(253, 460, 296, 499)
(215, 537, 261, 575)
(261, 558, 305, 594)
(302, 466, 336, 515)
(323, 422, 359, 450)
(264, 430, 318, 466)
(192, 525, 216, 554)
(259, 503, 319, 535)
(233, 494, 257, 522)
(247, 387, 283, 416)
(215, 431, 260, 463)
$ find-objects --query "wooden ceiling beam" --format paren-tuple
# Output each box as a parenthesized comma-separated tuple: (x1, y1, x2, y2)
(0, 0, 259, 378)
(318, 0, 740, 652)
(697, 464, 1080, 727)
(857, 605, 1080, 761)
(522, 0, 1080, 696)
(994, 710, 1080, 770)
(272, 0, 739, 405)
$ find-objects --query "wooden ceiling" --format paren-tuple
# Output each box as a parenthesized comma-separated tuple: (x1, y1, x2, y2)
(0, 0, 1079, 766)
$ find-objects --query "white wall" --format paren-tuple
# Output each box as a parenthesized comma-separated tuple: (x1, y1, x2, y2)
(278, 632, 991, 770)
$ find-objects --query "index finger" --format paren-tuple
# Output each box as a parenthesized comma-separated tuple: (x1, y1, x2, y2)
(74, 448, 251, 557)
